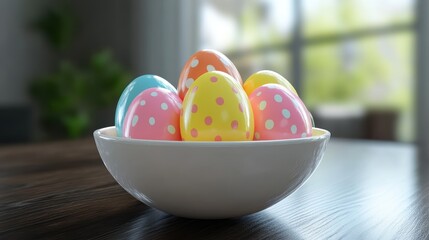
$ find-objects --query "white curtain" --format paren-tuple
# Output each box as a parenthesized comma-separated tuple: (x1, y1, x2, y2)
(417, 0, 429, 160)
(131, 0, 200, 87)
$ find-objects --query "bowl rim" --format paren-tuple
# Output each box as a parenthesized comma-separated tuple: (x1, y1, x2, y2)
(94, 126, 331, 147)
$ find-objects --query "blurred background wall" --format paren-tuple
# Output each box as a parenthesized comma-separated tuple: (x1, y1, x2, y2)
(0, 0, 426, 148)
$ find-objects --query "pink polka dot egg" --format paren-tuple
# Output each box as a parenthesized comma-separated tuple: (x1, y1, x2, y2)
(249, 84, 313, 140)
(122, 88, 182, 140)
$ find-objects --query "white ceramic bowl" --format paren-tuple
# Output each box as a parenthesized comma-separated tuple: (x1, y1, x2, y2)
(94, 126, 330, 219)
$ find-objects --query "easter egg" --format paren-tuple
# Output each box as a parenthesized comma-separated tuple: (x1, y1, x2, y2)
(177, 49, 242, 100)
(243, 70, 297, 96)
(181, 71, 254, 141)
(249, 84, 312, 140)
(115, 74, 177, 136)
(122, 88, 182, 140)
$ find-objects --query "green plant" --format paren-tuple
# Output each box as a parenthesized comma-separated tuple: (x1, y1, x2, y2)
(30, 52, 130, 138)
(29, 1, 130, 138)
(32, 1, 75, 51)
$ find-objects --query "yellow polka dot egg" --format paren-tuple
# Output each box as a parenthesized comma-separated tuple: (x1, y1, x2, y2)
(243, 70, 297, 96)
(180, 71, 254, 141)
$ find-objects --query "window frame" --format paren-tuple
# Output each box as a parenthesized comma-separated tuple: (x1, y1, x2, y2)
(227, 0, 415, 95)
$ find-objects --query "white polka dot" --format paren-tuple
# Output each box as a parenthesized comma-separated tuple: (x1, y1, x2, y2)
(161, 103, 168, 110)
(132, 115, 139, 127)
(177, 102, 182, 109)
(167, 125, 176, 134)
(274, 94, 283, 103)
(282, 109, 291, 118)
(255, 132, 260, 139)
(256, 91, 262, 97)
(150, 91, 158, 97)
(207, 65, 216, 71)
(301, 133, 307, 138)
(265, 119, 274, 130)
(185, 78, 194, 88)
(191, 59, 199, 68)
(291, 125, 297, 134)
(140, 100, 146, 106)
(259, 101, 267, 110)
(149, 117, 156, 126)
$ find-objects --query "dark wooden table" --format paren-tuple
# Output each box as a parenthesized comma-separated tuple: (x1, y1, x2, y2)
(1, 138, 429, 239)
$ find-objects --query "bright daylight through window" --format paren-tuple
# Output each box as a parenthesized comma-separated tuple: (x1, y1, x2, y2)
(199, 0, 415, 142)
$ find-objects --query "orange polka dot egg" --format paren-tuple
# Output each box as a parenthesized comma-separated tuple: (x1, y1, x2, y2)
(177, 49, 242, 100)
(116, 49, 316, 142)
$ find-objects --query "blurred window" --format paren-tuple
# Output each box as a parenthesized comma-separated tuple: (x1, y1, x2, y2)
(303, 0, 414, 38)
(198, 0, 292, 80)
(199, 0, 415, 141)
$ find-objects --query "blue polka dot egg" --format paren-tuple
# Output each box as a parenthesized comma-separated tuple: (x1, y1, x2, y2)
(115, 74, 177, 136)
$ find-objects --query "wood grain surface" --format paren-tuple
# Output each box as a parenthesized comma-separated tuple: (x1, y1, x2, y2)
(1, 139, 428, 239)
